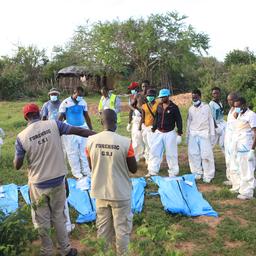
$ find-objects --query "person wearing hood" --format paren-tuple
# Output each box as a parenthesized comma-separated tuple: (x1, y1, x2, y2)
(186, 89, 216, 183)
(41, 88, 61, 120)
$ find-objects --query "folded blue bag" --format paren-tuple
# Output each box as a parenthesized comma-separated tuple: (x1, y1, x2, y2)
(67, 178, 96, 223)
(0, 184, 19, 215)
(131, 177, 146, 213)
(151, 174, 218, 217)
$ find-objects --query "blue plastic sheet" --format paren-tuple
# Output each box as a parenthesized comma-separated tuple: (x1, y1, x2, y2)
(151, 174, 218, 217)
(0, 184, 19, 215)
(67, 178, 96, 223)
(20, 185, 30, 205)
(131, 178, 146, 213)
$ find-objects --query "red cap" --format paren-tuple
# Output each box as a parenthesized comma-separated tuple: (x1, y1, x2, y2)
(23, 103, 40, 118)
(128, 82, 139, 90)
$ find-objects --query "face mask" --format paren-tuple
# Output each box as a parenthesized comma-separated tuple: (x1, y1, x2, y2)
(193, 100, 201, 106)
(76, 96, 83, 102)
(50, 95, 58, 102)
(235, 107, 241, 113)
(146, 96, 155, 103)
(131, 90, 136, 95)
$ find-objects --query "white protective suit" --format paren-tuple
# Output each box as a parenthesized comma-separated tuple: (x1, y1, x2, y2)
(147, 130, 179, 177)
(63, 125, 91, 178)
(187, 103, 216, 180)
(141, 125, 153, 163)
(231, 109, 256, 197)
(224, 108, 238, 184)
(209, 101, 226, 152)
(131, 109, 144, 162)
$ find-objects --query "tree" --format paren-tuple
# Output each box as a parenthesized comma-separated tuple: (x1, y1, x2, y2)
(224, 48, 256, 67)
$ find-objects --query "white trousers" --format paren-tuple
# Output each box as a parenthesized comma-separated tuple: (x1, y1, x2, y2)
(188, 135, 215, 180)
(230, 132, 256, 196)
(64, 200, 73, 233)
(147, 130, 179, 176)
(131, 117, 144, 162)
(213, 121, 226, 152)
(63, 130, 90, 178)
(141, 125, 153, 163)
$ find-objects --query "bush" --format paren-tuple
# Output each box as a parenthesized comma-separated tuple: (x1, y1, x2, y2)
(0, 206, 37, 256)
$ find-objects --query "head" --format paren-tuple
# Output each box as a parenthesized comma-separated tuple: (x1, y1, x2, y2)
(234, 97, 247, 114)
(22, 103, 40, 121)
(102, 109, 117, 131)
(100, 87, 109, 98)
(72, 86, 84, 102)
(192, 89, 202, 106)
(48, 88, 60, 102)
(128, 82, 139, 95)
(211, 87, 221, 101)
(158, 88, 170, 104)
(227, 92, 239, 107)
(146, 88, 157, 103)
(141, 80, 150, 95)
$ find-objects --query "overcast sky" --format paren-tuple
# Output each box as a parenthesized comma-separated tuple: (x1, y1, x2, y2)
(1, 0, 255, 61)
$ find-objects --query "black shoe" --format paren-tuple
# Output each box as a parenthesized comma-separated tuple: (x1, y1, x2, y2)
(66, 248, 78, 256)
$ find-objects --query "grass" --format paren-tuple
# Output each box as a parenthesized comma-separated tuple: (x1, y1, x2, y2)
(0, 97, 256, 255)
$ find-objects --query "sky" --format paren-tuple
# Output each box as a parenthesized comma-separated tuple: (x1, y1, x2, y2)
(0, 0, 255, 61)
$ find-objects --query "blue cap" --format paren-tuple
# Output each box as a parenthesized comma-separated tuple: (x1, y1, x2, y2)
(158, 88, 170, 98)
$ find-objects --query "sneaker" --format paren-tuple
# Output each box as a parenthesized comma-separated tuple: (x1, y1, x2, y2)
(66, 248, 78, 256)
(223, 180, 232, 186)
(203, 178, 212, 183)
(229, 188, 239, 194)
(237, 194, 253, 200)
(195, 174, 202, 180)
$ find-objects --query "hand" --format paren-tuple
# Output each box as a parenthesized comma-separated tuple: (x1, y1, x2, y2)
(248, 149, 255, 161)
(176, 135, 182, 145)
(126, 123, 131, 132)
(210, 135, 216, 146)
(215, 126, 222, 135)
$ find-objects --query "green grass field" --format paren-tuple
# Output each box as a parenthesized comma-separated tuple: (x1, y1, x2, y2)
(1, 98, 256, 256)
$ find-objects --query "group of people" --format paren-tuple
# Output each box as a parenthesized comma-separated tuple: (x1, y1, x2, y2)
(127, 83, 256, 200)
(11, 81, 256, 256)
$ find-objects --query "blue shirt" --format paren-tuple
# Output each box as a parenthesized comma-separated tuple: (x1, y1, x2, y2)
(209, 100, 224, 124)
(59, 97, 88, 126)
(41, 100, 61, 120)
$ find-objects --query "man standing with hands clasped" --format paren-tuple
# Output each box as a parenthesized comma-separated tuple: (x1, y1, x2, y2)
(13, 103, 95, 256)
(86, 109, 137, 256)
(146, 88, 183, 177)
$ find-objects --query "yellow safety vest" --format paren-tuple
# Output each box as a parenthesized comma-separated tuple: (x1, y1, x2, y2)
(98, 93, 121, 124)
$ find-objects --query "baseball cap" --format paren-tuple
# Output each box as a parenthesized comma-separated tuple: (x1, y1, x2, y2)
(128, 82, 139, 90)
(23, 103, 40, 118)
(48, 88, 60, 95)
(158, 89, 171, 98)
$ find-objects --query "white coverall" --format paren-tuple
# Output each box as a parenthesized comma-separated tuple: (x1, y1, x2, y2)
(59, 97, 91, 179)
(0, 128, 5, 158)
(230, 109, 256, 197)
(224, 108, 238, 183)
(147, 130, 179, 177)
(141, 124, 153, 163)
(131, 110, 144, 162)
(209, 100, 226, 152)
(187, 103, 216, 180)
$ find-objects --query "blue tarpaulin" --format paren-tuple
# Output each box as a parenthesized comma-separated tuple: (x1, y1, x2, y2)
(151, 174, 218, 217)
(0, 184, 19, 215)
(131, 178, 146, 213)
(20, 185, 30, 205)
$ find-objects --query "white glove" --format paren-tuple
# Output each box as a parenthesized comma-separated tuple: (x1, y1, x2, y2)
(210, 135, 216, 146)
(248, 149, 255, 161)
(126, 123, 131, 132)
(176, 135, 182, 145)
(215, 126, 222, 135)
(134, 109, 141, 117)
